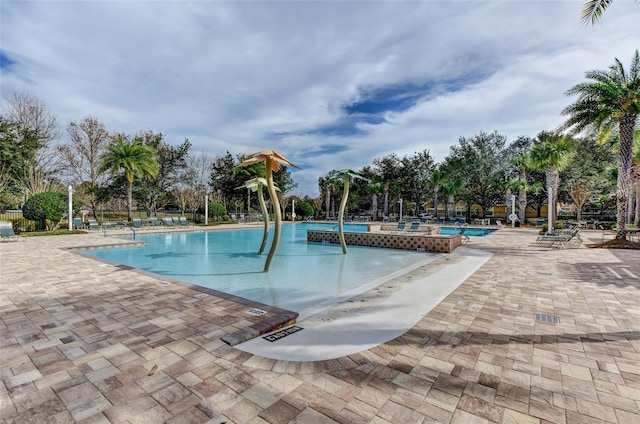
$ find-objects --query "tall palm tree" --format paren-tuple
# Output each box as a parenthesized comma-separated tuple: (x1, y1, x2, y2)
(529, 132, 573, 231)
(562, 50, 640, 240)
(510, 154, 532, 222)
(632, 134, 640, 225)
(238, 150, 300, 272)
(429, 169, 444, 218)
(236, 177, 277, 254)
(328, 169, 369, 254)
(99, 136, 159, 222)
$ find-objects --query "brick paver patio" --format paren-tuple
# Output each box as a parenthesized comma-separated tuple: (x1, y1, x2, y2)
(1, 226, 639, 423)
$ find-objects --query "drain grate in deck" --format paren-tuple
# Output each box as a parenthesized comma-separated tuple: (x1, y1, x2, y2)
(534, 313, 560, 324)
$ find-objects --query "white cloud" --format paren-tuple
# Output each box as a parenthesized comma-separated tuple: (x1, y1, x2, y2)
(2, 0, 639, 197)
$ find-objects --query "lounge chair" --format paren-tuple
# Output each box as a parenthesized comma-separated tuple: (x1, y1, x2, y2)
(407, 222, 421, 232)
(179, 216, 189, 226)
(0, 225, 26, 242)
(132, 218, 143, 228)
(73, 217, 85, 230)
(148, 217, 161, 227)
(87, 219, 101, 231)
(395, 221, 406, 231)
(162, 217, 174, 226)
(496, 220, 504, 228)
(173, 217, 181, 225)
(456, 223, 470, 244)
(536, 228, 582, 248)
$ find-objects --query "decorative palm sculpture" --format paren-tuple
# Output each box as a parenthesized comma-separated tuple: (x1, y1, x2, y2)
(236, 177, 278, 254)
(238, 151, 300, 272)
(329, 169, 369, 254)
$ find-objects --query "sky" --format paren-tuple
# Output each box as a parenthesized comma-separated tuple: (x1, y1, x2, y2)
(1, 1, 639, 197)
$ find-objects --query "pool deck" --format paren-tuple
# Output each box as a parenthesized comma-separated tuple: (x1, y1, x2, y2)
(1, 225, 640, 423)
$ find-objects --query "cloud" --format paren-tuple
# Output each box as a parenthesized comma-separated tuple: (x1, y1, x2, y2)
(1, 0, 639, 197)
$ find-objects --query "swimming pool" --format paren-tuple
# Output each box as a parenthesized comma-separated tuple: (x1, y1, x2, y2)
(439, 227, 495, 236)
(82, 222, 440, 316)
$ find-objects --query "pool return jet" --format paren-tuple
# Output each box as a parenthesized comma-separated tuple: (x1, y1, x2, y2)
(238, 150, 301, 272)
(236, 177, 279, 255)
(328, 169, 369, 254)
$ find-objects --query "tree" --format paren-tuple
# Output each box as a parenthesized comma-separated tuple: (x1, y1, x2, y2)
(22, 191, 68, 231)
(372, 154, 403, 219)
(443, 131, 509, 220)
(3, 93, 61, 204)
(58, 117, 111, 219)
(529, 132, 573, 230)
(562, 50, 640, 240)
(99, 136, 159, 222)
(135, 131, 191, 215)
(399, 150, 435, 217)
(567, 179, 593, 221)
(238, 151, 300, 272)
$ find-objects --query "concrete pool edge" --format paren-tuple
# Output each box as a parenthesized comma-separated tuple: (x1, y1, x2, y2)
(234, 246, 493, 362)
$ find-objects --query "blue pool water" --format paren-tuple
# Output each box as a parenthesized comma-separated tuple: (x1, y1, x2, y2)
(82, 222, 437, 315)
(439, 227, 495, 236)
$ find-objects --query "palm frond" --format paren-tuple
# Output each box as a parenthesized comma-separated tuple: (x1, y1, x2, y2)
(581, 0, 614, 25)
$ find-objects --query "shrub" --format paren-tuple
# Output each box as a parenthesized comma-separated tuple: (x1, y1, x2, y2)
(23, 191, 68, 230)
(197, 201, 227, 221)
(296, 201, 315, 219)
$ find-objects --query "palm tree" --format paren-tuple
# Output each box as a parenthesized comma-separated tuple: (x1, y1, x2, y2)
(529, 132, 573, 231)
(632, 134, 640, 225)
(562, 50, 640, 240)
(99, 136, 159, 222)
(238, 150, 300, 272)
(328, 169, 369, 254)
(429, 168, 444, 218)
(510, 154, 532, 222)
(236, 177, 277, 254)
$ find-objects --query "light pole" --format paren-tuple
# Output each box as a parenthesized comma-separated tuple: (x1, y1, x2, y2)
(547, 186, 553, 234)
(510, 194, 516, 228)
(292, 199, 296, 222)
(204, 193, 209, 225)
(398, 198, 403, 222)
(68, 185, 73, 231)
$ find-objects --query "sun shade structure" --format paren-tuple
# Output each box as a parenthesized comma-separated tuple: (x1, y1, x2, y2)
(329, 169, 369, 254)
(238, 150, 301, 272)
(236, 177, 279, 254)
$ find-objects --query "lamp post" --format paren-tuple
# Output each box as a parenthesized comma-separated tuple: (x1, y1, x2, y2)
(204, 193, 209, 225)
(547, 186, 553, 234)
(68, 185, 73, 231)
(292, 199, 296, 222)
(510, 194, 516, 228)
(398, 198, 403, 221)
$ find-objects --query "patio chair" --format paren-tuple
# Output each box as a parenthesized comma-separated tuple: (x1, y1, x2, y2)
(407, 222, 421, 232)
(0, 225, 26, 242)
(173, 217, 181, 225)
(536, 228, 582, 248)
(132, 218, 143, 228)
(496, 220, 504, 228)
(179, 216, 189, 226)
(73, 217, 85, 230)
(162, 217, 174, 226)
(456, 223, 470, 244)
(394, 221, 406, 231)
(87, 219, 101, 231)
(148, 217, 161, 227)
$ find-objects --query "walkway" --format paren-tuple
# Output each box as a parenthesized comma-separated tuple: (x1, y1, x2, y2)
(1, 226, 639, 423)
